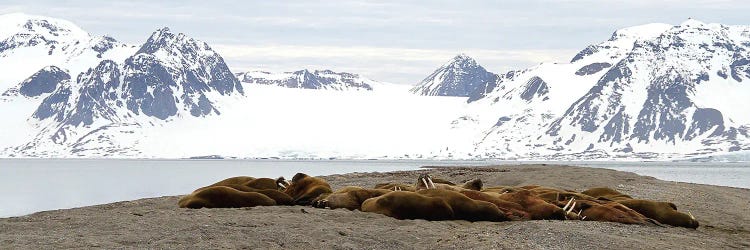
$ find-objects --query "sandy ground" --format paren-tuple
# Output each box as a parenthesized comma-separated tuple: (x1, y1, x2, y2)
(1, 164, 749, 249)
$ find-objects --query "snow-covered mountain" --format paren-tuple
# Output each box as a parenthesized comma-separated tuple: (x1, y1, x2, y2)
(0, 14, 243, 157)
(236, 69, 376, 91)
(0, 13, 136, 93)
(440, 19, 750, 159)
(410, 54, 499, 101)
(1, 13, 749, 160)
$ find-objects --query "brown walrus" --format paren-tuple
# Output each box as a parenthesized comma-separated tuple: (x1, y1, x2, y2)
(178, 186, 276, 209)
(283, 173, 333, 205)
(361, 191, 454, 220)
(459, 190, 531, 220)
(495, 189, 566, 220)
(313, 187, 392, 210)
(416, 189, 508, 222)
(616, 199, 699, 228)
(582, 187, 633, 201)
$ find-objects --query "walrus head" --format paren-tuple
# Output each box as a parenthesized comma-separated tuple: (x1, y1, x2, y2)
(416, 173, 436, 190)
(276, 177, 290, 190)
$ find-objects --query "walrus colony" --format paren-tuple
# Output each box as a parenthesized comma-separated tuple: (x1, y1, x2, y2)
(177, 172, 699, 229)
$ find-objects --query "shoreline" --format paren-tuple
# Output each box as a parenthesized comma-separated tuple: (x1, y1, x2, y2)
(1, 164, 749, 248)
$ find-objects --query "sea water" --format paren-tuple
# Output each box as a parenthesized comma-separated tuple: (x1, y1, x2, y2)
(0, 159, 747, 218)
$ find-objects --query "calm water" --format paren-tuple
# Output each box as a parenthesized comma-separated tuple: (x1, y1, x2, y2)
(0, 159, 747, 218)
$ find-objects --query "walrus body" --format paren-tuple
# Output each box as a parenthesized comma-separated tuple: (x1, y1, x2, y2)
(314, 188, 392, 210)
(178, 186, 276, 209)
(616, 199, 699, 228)
(284, 173, 333, 205)
(495, 190, 565, 220)
(416, 189, 508, 222)
(567, 200, 648, 224)
(373, 183, 417, 192)
(459, 190, 531, 220)
(361, 191, 454, 220)
(207, 176, 256, 187)
(582, 187, 633, 201)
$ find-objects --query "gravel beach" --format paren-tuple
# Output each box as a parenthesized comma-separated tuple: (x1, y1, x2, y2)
(1, 164, 748, 249)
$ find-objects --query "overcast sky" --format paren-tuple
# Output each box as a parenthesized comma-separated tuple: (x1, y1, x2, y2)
(2, 0, 749, 84)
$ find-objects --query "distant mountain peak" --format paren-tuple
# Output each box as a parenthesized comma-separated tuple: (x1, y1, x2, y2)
(238, 68, 376, 91)
(410, 54, 498, 99)
(680, 18, 706, 27)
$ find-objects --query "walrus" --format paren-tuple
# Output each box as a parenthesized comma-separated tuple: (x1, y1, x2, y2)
(534, 190, 596, 203)
(373, 183, 416, 192)
(178, 186, 276, 208)
(461, 179, 483, 191)
(311, 186, 365, 207)
(313, 188, 392, 210)
(482, 186, 524, 194)
(203, 176, 288, 190)
(558, 199, 649, 224)
(189, 178, 293, 205)
(495, 189, 566, 220)
(361, 191, 454, 220)
(283, 173, 333, 205)
(582, 187, 633, 201)
(458, 190, 531, 220)
(416, 189, 508, 222)
(206, 176, 256, 187)
(414, 174, 481, 192)
(197, 184, 293, 205)
(616, 199, 699, 228)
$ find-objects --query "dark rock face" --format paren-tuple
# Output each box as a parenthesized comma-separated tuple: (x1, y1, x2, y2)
(570, 45, 599, 63)
(631, 73, 693, 143)
(598, 109, 631, 145)
(519, 76, 549, 101)
(67, 60, 122, 126)
(240, 69, 373, 91)
(33, 60, 121, 126)
(91, 36, 118, 58)
(548, 61, 633, 136)
(32, 82, 71, 122)
(18, 66, 70, 97)
(575, 63, 612, 76)
(122, 55, 180, 120)
(412, 54, 499, 99)
(685, 108, 725, 140)
(467, 71, 516, 103)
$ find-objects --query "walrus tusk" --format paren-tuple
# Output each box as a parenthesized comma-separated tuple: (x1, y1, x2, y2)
(577, 210, 582, 217)
(688, 211, 695, 220)
(278, 183, 287, 189)
(421, 178, 430, 189)
(563, 198, 575, 211)
(581, 216, 586, 220)
(567, 202, 577, 214)
(556, 193, 560, 201)
(427, 176, 436, 189)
